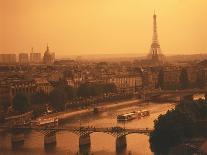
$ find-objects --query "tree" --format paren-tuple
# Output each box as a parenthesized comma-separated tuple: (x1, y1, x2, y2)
(150, 109, 196, 154)
(157, 69, 164, 89)
(65, 85, 76, 100)
(49, 85, 67, 111)
(103, 83, 117, 94)
(149, 99, 207, 154)
(77, 82, 116, 98)
(1, 101, 9, 113)
(48, 83, 76, 111)
(77, 83, 92, 97)
(31, 91, 48, 105)
(92, 83, 103, 96)
(77, 83, 99, 97)
(179, 68, 189, 89)
(13, 93, 30, 113)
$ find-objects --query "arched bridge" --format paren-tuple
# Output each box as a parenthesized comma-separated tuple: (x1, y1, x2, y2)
(0, 125, 153, 150)
(69, 126, 151, 137)
(0, 125, 152, 136)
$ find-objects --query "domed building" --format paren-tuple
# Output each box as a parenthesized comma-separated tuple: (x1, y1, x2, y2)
(43, 45, 55, 65)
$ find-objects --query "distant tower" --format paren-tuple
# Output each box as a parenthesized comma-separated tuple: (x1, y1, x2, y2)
(30, 47, 41, 64)
(148, 12, 164, 65)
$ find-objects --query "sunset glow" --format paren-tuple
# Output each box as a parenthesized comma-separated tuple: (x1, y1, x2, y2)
(1, 0, 207, 57)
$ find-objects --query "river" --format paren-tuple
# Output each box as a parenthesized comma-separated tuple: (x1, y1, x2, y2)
(0, 102, 175, 155)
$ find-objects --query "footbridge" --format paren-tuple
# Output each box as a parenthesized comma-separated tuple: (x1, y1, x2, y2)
(0, 124, 152, 150)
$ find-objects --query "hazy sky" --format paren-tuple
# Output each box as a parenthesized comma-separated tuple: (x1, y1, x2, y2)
(1, 0, 207, 57)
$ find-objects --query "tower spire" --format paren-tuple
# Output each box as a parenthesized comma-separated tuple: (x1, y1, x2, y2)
(46, 43, 49, 52)
(152, 12, 158, 44)
(147, 12, 164, 65)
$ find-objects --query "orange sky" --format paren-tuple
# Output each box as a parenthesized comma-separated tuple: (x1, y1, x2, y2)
(1, 0, 207, 57)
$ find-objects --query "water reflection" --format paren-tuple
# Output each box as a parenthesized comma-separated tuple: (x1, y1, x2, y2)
(44, 144, 56, 154)
(116, 147, 127, 155)
(12, 141, 24, 150)
(194, 93, 205, 100)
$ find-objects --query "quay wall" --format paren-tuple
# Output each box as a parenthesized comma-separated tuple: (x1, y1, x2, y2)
(38, 99, 142, 122)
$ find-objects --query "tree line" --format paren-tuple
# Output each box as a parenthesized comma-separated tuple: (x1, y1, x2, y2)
(11, 82, 117, 113)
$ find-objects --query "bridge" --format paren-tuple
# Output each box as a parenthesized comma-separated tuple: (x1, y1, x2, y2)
(139, 88, 207, 101)
(0, 124, 152, 150)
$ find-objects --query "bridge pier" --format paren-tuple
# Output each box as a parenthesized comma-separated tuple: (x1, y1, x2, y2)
(79, 134, 91, 148)
(11, 128, 24, 147)
(79, 134, 91, 154)
(116, 136, 127, 150)
(44, 131, 57, 147)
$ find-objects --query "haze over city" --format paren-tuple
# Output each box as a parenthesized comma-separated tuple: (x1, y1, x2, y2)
(1, 0, 207, 155)
(1, 0, 207, 58)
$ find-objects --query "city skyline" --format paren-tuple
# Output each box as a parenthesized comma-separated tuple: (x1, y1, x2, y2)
(1, 0, 207, 57)
(1, 1, 207, 154)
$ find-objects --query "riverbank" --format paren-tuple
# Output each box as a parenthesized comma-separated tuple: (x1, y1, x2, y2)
(37, 99, 143, 122)
(0, 101, 177, 155)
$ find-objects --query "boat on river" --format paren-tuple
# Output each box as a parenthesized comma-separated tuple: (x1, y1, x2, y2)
(117, 111, 137, 121)
(137, 110, 150, 117)
(33, 117, 58, 127)
(117, 110, 150, 121)
(93, 107, 105, 114)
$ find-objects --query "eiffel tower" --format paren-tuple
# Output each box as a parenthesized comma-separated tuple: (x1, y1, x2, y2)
(147, 12, 165, 65)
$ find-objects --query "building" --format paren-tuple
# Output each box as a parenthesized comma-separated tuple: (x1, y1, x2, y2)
(142, 68, 159, 89)
(163, 67, 181, 89)
(6, 78, 36, 97)
(30, 52, 41, 64)
(65, 73, 84, 88)
(0, 81, 12, 112)
(186, 66, 198, 87)
(105, 74, 142, 93)
(34, 78, 54, 95)
(0, 54, 16, 64)
(195, 60, 207, 88)
(43, 45, 55, 65)
(19, 53, 29, 64)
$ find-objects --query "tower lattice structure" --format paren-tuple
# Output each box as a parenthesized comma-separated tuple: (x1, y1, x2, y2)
(147, 13, 165, 64)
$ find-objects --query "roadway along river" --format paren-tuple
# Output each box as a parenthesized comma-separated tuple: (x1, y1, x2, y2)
(0, 101, 175, 155)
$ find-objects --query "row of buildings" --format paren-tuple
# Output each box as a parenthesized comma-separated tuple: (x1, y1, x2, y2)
(0, 45, 55, 65)
(142, 61, 207, 90)
(0, 76, 54, 110)
(0, 61, 143, 112)
(2, 55, 207, 112)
